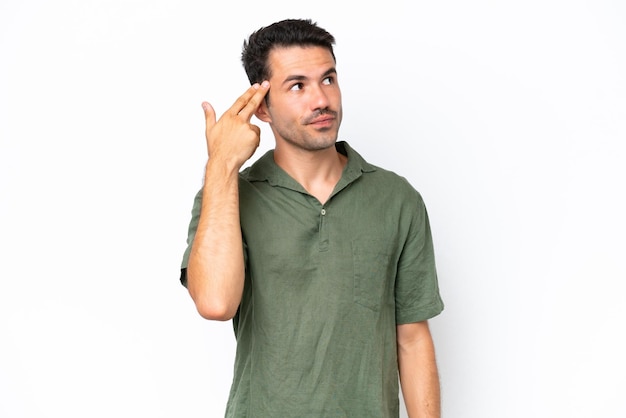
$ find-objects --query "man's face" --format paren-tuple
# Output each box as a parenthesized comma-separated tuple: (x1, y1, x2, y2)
(260, 45, 342, 152)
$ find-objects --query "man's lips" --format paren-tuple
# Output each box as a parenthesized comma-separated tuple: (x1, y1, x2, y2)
(309, 115, 334, 125)
(305, 111, 337, 126)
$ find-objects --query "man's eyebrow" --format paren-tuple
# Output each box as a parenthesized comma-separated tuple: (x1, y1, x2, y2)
(282, 67, 337, 86)
(282, 75, 307, 85)
(323, 67, 337, 78)
(322, 67, 337, 78)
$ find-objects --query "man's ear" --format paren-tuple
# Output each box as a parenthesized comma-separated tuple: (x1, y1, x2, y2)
(255, 100, 271, 123)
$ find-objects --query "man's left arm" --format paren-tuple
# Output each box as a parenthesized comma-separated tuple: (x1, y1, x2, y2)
(397, 321, 441, 418)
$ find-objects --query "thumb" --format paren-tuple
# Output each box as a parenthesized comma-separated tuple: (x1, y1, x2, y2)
(202, 101, 216, 130)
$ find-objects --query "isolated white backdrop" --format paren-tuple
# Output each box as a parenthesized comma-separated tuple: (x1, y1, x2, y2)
(1, 1, 625, 417)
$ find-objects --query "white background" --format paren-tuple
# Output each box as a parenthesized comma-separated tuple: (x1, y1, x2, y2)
(1, 1, 625, 417)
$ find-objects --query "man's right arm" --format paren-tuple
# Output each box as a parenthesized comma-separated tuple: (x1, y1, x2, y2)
(186, 82, 270, 320)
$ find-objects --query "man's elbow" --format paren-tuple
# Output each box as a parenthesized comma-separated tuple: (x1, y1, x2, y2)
(185, 267, 243, 321)
(191, 295, 238, 321)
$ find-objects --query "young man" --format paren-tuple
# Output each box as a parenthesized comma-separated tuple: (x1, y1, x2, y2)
(180, 18, 444, 417)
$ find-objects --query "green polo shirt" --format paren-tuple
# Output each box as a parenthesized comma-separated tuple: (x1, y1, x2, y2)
(180, 141, 443, 417)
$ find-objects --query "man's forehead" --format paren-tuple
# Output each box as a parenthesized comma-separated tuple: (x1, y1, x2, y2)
(268, 46, 335, 78)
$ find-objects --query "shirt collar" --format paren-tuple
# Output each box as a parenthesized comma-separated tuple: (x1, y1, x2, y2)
(245, 141, 377, 192)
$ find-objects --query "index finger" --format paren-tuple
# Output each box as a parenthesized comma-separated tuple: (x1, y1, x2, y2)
(228, 81, 270, 121)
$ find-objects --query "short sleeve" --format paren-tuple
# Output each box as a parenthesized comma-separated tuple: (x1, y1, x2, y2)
(179, 188, 203, 288)
(394, 194, 444, 324)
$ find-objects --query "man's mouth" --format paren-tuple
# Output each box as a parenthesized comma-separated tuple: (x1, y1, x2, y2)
(305, 110, 337, 125)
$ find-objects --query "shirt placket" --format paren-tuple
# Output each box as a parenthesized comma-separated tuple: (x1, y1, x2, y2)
(318, 207, 329, 252)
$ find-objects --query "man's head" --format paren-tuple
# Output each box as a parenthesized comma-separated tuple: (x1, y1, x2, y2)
(243, 19, 342, 152)
(242, 19, 336, 86)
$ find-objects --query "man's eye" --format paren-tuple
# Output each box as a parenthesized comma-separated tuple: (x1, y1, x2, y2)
(290, 83, 303, 91)
(322, 77, 333, 85)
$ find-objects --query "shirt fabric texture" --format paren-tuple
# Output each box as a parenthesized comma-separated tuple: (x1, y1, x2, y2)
(180, 141, 444, 417)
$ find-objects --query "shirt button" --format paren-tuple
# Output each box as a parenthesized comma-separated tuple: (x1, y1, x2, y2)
(321, 209, 326, 216)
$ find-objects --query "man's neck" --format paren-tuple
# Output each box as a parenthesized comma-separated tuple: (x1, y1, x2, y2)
(274, 143, 347, 204)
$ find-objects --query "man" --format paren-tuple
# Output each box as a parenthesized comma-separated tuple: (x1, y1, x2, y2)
(180, 18, 444, 417)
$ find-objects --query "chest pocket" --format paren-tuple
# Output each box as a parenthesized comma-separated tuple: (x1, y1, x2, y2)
(352, 239, 394, 312)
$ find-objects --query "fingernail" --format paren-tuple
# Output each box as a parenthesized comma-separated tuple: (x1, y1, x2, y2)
(261, 80, 269, 88)
(252, 83, 260, 90)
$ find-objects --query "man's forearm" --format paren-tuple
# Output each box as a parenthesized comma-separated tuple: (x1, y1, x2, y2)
(397, 322, 441, 418)
(187, 159, 245, 321)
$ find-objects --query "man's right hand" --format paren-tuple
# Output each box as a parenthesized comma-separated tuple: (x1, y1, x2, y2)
(202, 81, 270, 170)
